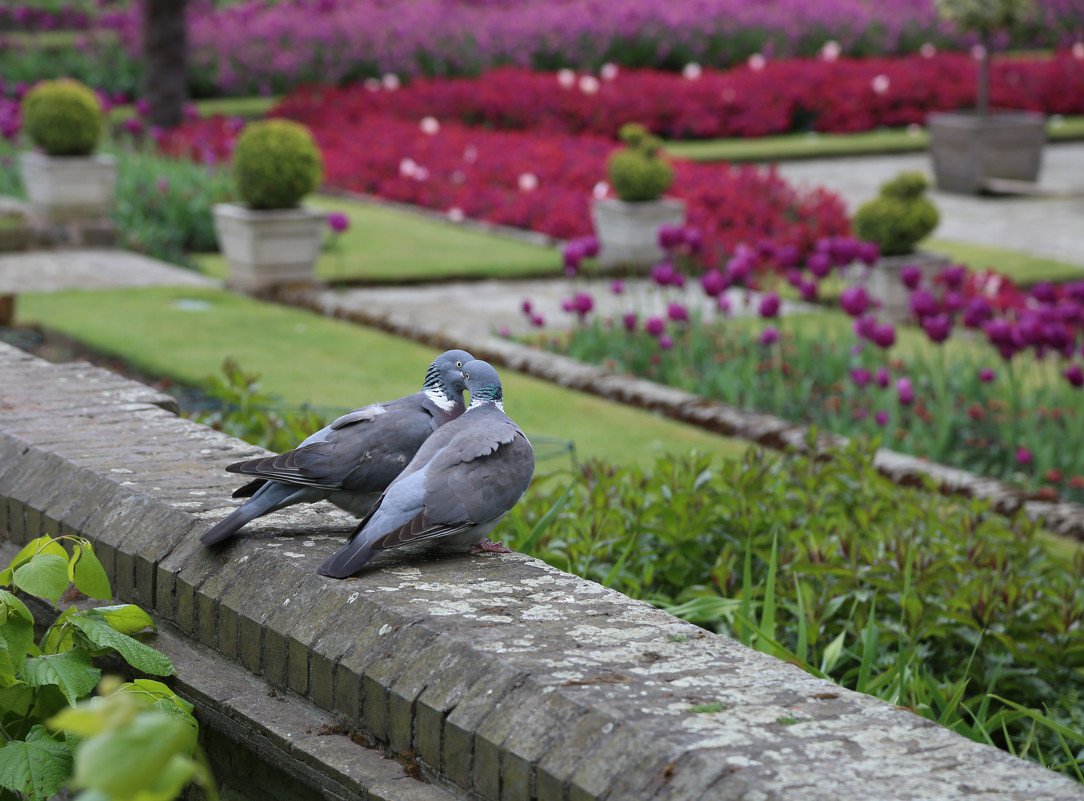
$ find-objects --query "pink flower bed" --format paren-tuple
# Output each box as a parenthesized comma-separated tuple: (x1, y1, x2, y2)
(163, 112, 849, 261)
(274, 52, 1084, 140)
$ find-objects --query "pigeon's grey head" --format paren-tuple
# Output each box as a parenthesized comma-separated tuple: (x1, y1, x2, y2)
(462, 360, 504, 409)
(424, 349, 473, 404)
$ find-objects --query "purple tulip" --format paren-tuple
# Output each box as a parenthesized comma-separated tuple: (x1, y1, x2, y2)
(856, 241, 880, 266)
(962, 297, 992, 328)
(717, 295, 732, 316)
(1065, 364, 1084, 387)
(327, 211, 350, 233)
(851, 368, 872, 388)
(530, 314, 545, 328)
(909, 288, 938, 320)
(896, 377, 914, 406)
(939, 265, 966, 289)
(684, 228, 703, 254)
(1016, 447, 1033, 465)
(942, 291, 965, 314)
(1065, 281, 1084, 304)
(978, 367, 996, 383)
(563, 241, 586, 270)
(725, 255, 754, 285)
(521, 299, 533, 315)
(651, 261, 678, 287)
(623, 312, 638, 331)
(874, 410, 889, 426)
(668, 302, 689, 322)
(922, 313, 952, 344)
(645, 316, 666, 337)
(760, 326, 780, 346)
(1031, 282, 1058, 304)
(900, 264, 923, 290)
(875, 367, 890, 388)
(806, 251, 832, 278)
(799, 280, 818, 302)
(871, 323, 896, 350)
(854, 314, 877, 340)
(775, 244, 800, 269)
(758, 292, 781, 319)
(830, 236, 859, 266)
(582, 236, 600, 258)
(839, 286, 869, 317)
(700, 268, 728, 298)
(611, 279, 624, 295)
(659, 334, 674, 350)
(658, 224, 683, 250)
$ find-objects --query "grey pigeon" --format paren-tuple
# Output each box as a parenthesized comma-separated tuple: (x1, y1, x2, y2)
(200, 349, 474, 545)
(317, 360, 536, 577)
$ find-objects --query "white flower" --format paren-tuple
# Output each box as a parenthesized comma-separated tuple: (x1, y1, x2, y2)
(447, 207, 464, 222)
(557, 69, 576, 89)
(578, 75, 600, 94)
(419, 116, 440, 135)
(820, 40, 841, 62)
(920, 42, 936, 58)
(747, 53, 766, 71)
(1074, 42, 1084, 60)
(970, 44, 987, 61)
(600, 63, 619, 81)
(907, 123, 923, 136)
(682, 62, 702, 80)
(592, 181, 609, 199)
(518, 173, 539, 192)
(381, 73, 400, 90)
(871, 74, 890, 94)
(399, 158, 417, 178)
(463, 145, 478, 163)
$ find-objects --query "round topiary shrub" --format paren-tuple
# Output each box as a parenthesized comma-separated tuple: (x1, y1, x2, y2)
(607, 122, 673, 202)
(853, 172, 939, 257)
(232, 119, 323, 210)
(21, 78, 103, 157)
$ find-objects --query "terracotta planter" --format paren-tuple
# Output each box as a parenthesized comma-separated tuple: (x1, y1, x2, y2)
(860, 250, 953, 322)
(591, 197, 686, 268)
(927, 110, 1046, 194)
(213, 203, 326, 291)
(20, 151, 116, 222)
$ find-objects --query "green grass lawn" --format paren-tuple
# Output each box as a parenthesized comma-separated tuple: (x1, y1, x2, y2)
(926, 238, 1084, 285)
(194, 195, 562, 284)
(666, 116, 1084, 162)
(15, 286, 748, 467)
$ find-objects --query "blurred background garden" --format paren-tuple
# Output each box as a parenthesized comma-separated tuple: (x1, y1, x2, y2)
(1, 0, 1084, 788)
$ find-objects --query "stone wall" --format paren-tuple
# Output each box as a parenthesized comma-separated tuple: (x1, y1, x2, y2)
(1, 340, 1081, 801)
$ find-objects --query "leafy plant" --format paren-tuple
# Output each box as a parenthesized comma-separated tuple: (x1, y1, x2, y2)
(21, 78, 103, 157)
(231, 119, 322, 210)
(503, 440, 1084, 779)
(853, 171, 939, 256)
(0, 534, 213, 800)
(607, 122, 674, 202)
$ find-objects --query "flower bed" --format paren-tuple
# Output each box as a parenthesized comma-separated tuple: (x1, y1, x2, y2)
(161, 113, 850, 260)
(275, 53, 1084, 140)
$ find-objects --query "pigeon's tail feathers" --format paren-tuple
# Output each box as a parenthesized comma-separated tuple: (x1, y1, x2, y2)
(317, 538, 379, 578)
(231, 478, 266, 499)
(200, 482, 313, 545)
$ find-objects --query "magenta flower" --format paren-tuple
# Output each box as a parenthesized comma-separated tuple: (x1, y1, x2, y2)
(854, 314, 877, 340)
(645, 316, 666, 337)
(700, 268, 728, 298)
(776, 244, 800, 269)
(685, 228, 704, 254)
(1015, 447, 1033, 465)
(651, 261, 678, 287)
(799, 280, 818, 302)
(1065, 364, 1084, 387)
(900, 265, 923, 290)
(582, 236, 600, 258)
(978, 367, 996, 382)
(839, 285, 869, 317)
(856, 241, 880, 266)
(871, 323, 896, 350)
(962, 297, 992, 328)
(760, 326, 780, 346)
(909, 288, 938, 320)
(521, 299, 533, 315)
(327, 211, 350, 233)
(922, 313, 952, 344)
(939, 265, 966, 289)
(667, 302, 689, 323)
(758, 292, 781, 319)
(875, 410, 889, 426)
(896, 377, 914, 405)
(623, 312, 638, 331)
(658, 225, 684, 250)
(875, 367, 890, 388)
(1031, 282, 1058, 304)
(717, 295, 732, 316)
(829, 236, 859, 266)
(850, 368, 872, 388)
(806, 251, 832, 278)
(611, 279, 624, 295)
(563, 241, 586, 270)
(659, 334, 674, 350)
(530, 314, 544, 327)
(725, 255, 753, 285)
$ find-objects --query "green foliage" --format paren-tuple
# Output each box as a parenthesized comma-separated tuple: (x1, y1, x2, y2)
(232, 119, 323, 210)
(504, 441, 1084, 778)
(854, 171, 939, 256)
(607, 121, 674, 202)
(21, 78, 104, 157)
(112, 145, 236, 268)
(0, 535, 212, 801)
(935, 0, 1037, 38)
(188, 359, 331, 454)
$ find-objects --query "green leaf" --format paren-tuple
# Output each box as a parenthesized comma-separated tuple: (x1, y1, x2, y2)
(72, 713, 196, 798)
(24, 650, 100, 707)
(0, 590, 34, 685)
(133, 753, 198, 801)
(40, 607, 78, 655)
(93, 605, 155, 637)
(13, 555, 70, 605)
(0, 724, 73, 801)
(116, 679, 195, 720)
(0, 538, 67, 587)
(70, 545, 112, 601)
(69, 612, 175, 677)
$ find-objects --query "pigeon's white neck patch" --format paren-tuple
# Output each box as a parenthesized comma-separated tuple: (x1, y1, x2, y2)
(425, 388, 457, 412)
(469, 398, 505, 412)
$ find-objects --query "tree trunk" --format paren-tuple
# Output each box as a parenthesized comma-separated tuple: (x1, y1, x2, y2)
(142, 0, 188, 129)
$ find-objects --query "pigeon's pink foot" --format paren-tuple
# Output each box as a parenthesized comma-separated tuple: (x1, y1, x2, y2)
(470, 539, 514, 554)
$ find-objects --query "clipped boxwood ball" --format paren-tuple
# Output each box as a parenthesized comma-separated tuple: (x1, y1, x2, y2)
(22, 78, 103, 157)
(854, 171, 939, 256)
(607, 123, 673, 202)
(232, 119, 323, 210)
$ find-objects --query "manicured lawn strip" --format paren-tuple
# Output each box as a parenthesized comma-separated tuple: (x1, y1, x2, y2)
(666, 117, 1084, 163)
(925, 238, 1084, 285)
(109, 96, 281, 126)
(194, 194, 561, 283)
(15, 286, 748, 466)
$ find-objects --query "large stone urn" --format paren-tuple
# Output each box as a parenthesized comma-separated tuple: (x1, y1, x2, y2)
(927, 110, 1046, 194)
(591, 197, 686, 269)
(213, 203, 326, 291)
(863, 250, 953, 322)
(20, 151, 117, 222)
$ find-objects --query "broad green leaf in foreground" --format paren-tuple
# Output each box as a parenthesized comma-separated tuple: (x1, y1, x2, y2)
(24, 650, 100, 707)
(69, 544, 112, 601)
(69, 612, 175, 676)
(0, 725, 73, 801)
(94, 605, 156, 637)
(0, 537, 67, 587)
(12, 554, 70, 604)
(72, 713, 196, 798)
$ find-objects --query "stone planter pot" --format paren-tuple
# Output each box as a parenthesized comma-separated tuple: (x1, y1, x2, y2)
(591, 197, 686, 269)
(927, 110, 1046, 194)
(213, 203, 326, 292)
(20, 151, 117, 222)
(859, 250, 953, 322)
